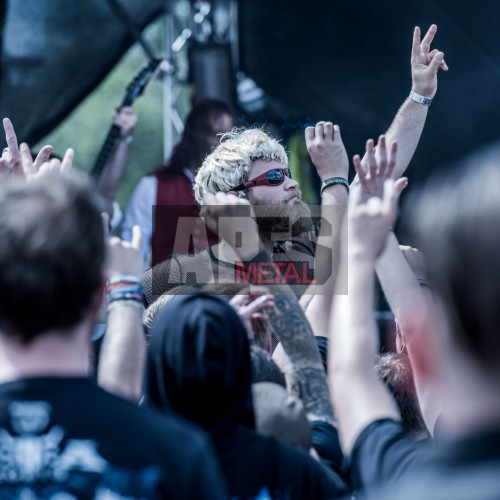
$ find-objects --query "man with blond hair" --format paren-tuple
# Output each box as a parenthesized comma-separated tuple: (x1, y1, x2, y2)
(144, 121, 348, 304)
(143, 24, 447, 306)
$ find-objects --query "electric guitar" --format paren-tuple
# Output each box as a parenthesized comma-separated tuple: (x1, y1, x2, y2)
(90, 59, 163, 181)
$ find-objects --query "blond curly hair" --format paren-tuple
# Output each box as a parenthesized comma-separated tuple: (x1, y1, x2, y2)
(194, 128, 288, 205)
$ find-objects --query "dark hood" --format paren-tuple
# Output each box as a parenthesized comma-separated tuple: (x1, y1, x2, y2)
(145, 291, 255, 434)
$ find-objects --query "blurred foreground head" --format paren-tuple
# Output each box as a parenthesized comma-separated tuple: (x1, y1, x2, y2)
(408, 142, 500, 386)
(0, 173, 105, 344)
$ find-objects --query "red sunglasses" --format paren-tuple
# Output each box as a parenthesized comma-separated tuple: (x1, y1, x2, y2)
(232, 167, 292, 192)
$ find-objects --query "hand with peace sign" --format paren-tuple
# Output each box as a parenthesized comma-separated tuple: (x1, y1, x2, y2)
(411, 24, 449, 99)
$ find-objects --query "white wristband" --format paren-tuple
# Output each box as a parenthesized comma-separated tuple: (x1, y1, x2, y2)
(120, 134, 134, 144)
(409, 90, 432, 106)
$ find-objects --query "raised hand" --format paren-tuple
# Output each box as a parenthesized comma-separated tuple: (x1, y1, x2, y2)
(411, 24, 449, 98)
(0, 118, 53, 179)
(353, 135, 408, 202)
(202, 192, 262, 260)
(113, 106, 138, 138)
(229, 287, 275, 342)
(305, 121, 348, 181)
(21, 145, 74, 179)
(107, 225, 143, 278)
(349, 178, 403, 261)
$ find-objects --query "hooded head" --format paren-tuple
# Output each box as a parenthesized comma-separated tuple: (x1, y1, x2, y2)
(145, 291, 255, 434)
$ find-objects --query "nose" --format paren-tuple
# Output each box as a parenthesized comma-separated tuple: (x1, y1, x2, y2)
(283, 175, 299, 190)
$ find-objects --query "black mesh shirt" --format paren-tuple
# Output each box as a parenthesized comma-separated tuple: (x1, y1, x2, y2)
(144, 235, 318, 307)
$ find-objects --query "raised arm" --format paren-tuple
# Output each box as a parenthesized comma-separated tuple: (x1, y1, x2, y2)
(301, 122, 349, 336)
(97, 107, 138, 220)
(98, 225, 146, 403)
(375, 238, 440, 433)
(203, 192, 334, 424)
(330, 137, 403, 456)
(1, 118, 53, 179)
(359, 24, 448, 181)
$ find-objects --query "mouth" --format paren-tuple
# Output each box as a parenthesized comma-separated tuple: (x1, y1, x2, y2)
(286, 195, 301, 204)
(285, 191, 302, 202)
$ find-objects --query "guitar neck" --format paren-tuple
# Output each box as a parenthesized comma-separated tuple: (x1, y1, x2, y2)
(89, 59, 162, 183)
(89, 123, 122, 182)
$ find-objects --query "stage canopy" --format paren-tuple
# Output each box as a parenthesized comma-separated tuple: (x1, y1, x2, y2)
(1, 0, 499, 181)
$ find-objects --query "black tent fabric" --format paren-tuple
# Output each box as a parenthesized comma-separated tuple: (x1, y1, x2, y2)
(1, 0, 499, 181)
(0, 0, 165, 145)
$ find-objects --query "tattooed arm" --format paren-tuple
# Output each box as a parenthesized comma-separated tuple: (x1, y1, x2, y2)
(202, 192, 334, 424)
(269, 291, 334, 423)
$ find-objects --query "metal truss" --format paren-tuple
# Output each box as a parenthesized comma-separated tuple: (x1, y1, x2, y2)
(162, 0, 239, 159)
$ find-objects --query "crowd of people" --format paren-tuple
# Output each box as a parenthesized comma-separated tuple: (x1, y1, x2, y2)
(0, 22, 498, 499)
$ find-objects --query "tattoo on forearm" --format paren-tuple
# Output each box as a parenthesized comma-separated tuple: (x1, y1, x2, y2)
(269, 293, 334, 424)
(243, 255, 335, 422)
(286, 366, 334, 424)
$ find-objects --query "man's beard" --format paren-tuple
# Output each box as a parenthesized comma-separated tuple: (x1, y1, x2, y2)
(247, 190, 313, 240)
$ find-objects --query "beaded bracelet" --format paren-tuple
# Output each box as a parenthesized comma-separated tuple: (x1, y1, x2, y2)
(106, 273, 144, 306)
(107, 274, 143, 286)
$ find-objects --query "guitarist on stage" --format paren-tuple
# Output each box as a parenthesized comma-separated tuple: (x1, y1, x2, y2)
(97, 106, 138, 229)
(121, 98, 233, 267)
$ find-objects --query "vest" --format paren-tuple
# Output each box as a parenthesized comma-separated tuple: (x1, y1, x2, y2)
(152, 171, 218, 265)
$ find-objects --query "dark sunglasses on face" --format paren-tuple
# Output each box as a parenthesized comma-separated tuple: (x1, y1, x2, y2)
(232, 167, 292, 192)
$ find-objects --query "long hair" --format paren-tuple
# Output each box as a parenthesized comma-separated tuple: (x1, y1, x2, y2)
(156, 98, 232, 177)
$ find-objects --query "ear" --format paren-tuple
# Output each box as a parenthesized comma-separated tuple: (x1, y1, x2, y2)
(228, 190, 246, 199)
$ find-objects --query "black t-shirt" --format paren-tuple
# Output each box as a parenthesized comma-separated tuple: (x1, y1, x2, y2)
(215, 425, 347, 499)
(363, 424, 500, 500)
(348, 418, 430, 494)
(311, 420, 345, 478)
(0, 377, 227, 499)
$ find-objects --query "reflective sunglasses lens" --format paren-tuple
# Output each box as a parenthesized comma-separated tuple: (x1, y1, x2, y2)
(267, 169, 285, 185)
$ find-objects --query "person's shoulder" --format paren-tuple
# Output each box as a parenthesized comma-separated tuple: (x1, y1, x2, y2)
(87, 387, 228, 499)
(366, 458, 500, 500)
(172, 246, 212, 262)
(95, 386, 211, 451)
(125, 176, 157, 209)
(135, 175, 157, 191)
(148, 246, 211, 267)
(368, 426, 500, 499)
(267, 435, 324, 469)
(351, 418, 428, 461)
(254, 433, 344, 479)
(349, 418, 430, 493)
(144, 247, 210, 282)
(268, 436, 348, 496)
